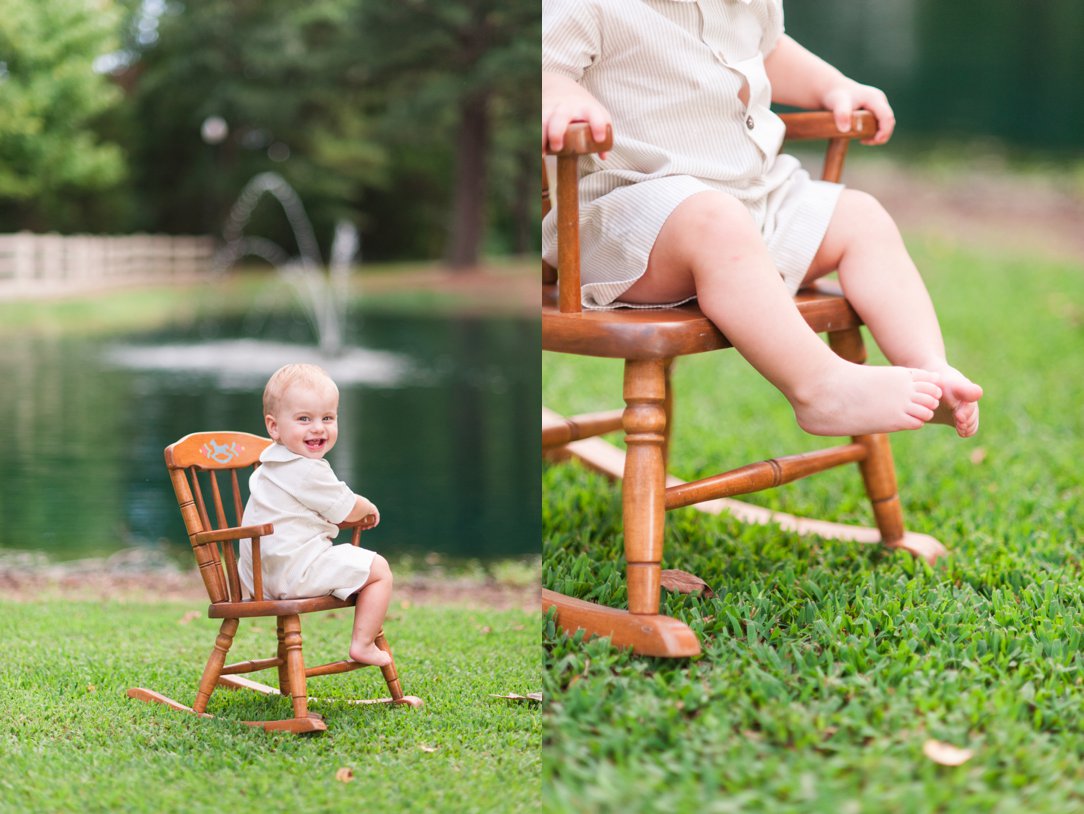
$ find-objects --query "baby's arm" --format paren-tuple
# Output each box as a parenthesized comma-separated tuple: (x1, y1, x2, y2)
(543, 70, 612, 157)
(345, 495, 380, 528)
(765, 35, 895, 145)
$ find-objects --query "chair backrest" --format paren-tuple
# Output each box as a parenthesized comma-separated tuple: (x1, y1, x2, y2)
(164, 431, 272, 604)
(543, 111, 877, 315)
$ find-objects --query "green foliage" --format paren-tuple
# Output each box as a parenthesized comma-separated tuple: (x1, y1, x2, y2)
(0, 601, 540, 813)
(359, 0, 540, 263)
(0, 0, 127, 231)
(542, 237, 1084, 812)
(116, 0, 539, 264)
(125, 0, 384, 243)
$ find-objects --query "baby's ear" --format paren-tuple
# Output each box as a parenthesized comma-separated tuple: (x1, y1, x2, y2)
(265, 414, 279, 439)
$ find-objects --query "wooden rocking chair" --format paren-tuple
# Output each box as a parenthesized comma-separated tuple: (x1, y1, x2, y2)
(542, 111, 947, 658)
(128, 431, 422, 734)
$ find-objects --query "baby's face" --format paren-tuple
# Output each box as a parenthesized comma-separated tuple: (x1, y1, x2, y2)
(266, 382, 340, 460)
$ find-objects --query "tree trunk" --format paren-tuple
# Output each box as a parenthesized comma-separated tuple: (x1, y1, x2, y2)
(512, 147, 536, 255)
(445, 89, 489, 270)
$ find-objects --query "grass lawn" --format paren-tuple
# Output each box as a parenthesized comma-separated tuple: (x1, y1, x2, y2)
(0, 599, 540, 813)
(542, 235, 1084, 812)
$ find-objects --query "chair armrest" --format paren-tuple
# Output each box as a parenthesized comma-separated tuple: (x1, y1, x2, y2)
(550, 113, 875, 153)
(192, 523, 274, 546)
(780, 110, 878, 184)
(781, 110, 877, 142)
(338, 514, 378, 531)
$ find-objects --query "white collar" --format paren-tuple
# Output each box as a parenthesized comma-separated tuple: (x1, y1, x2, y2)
(260, 443, 304, 463)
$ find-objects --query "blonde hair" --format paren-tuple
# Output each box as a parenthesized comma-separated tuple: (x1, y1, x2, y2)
(263, 364, 338, 417)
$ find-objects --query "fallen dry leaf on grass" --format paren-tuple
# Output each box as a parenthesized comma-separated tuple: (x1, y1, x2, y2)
(660, 569, 714, 598)
(490, 692, 543, 703)
(178, 610, 201, 624)
(335, 767, 355, 783)
(419, 744, 440, 753)
(969, 447, 987, 465)
(923, 739, 973, 766)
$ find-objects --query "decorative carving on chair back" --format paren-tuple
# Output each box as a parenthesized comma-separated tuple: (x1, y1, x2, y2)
(164, 432, 272, 604)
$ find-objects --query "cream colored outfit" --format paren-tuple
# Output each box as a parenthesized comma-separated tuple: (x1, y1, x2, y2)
(239, 443, 376, 601)
(542, 0, 843, 309)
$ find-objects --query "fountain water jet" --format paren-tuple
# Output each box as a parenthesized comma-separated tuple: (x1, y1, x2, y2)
(106, 173, 410, 388)
(216, 172, 353, 357)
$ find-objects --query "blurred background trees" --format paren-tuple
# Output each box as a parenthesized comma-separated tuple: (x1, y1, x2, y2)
(785, 2, 1084, 153)
(2, 1, 1082, 266)
(0, 0, 539, 268)
(0, 0, 127, 232)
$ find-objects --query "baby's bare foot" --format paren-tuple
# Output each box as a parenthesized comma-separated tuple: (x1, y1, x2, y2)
(791, 364, 942, 437)
(925, 363, 983, 437)
(348, 641, 392, 668)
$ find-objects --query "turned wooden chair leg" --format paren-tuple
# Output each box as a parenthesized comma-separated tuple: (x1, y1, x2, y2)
(276, 617, 291, 695)
(280, 614, 309, 720)
(662, 359, 676, 472)
(374, 630, 405, 701)
(857, 432, 906, 544)
(194, 618, 239, 714)
(622, 359, 670, 616)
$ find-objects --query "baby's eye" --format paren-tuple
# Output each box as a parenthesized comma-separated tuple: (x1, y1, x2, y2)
(323, 415, 336, 423)
(298, 416, 311, 423)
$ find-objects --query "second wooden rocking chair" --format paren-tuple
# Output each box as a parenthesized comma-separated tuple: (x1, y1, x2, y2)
(542, 112, 947, 658)
(128, 431, 422, 734)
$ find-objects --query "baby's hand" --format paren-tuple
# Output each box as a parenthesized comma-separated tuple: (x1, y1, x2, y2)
(347, 495, 380, 527)
(543, 71, 612, 158)
(822, 82, 895, 145)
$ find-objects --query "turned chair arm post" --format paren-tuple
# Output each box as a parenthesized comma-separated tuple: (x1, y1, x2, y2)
(251, 537, 263, 602)
(556, 155, 582, 313)
(546, 123, 613, 315)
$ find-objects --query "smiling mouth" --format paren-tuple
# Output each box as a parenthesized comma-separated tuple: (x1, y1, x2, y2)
(305, 439, 326, 450)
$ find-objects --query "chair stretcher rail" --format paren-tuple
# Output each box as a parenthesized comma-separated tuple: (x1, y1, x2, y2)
(664, 443, 868, 510)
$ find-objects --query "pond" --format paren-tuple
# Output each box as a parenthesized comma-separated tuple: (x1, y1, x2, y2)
(0, 307, 539, 566)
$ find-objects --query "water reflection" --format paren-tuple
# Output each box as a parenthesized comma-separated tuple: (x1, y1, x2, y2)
(0, 311, 540, 564)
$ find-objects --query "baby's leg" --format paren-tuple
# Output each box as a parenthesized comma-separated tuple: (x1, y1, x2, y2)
(348, 554, 393, 667)
(804, 190, 982, 437)
(620, 191, 942, 437)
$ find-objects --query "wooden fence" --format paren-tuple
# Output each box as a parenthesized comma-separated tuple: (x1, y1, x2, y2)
(0, 232, 216, 299)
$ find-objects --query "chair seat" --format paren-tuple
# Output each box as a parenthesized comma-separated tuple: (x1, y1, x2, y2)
(542, 281, 862, 360)
(208, 593, 356, 619)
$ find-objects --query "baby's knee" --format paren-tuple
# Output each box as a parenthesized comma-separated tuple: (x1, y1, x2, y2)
(371, 554, 393, 583)
(668, 191, 761, 258)
(839, 189, 898, 238)
(687, 191, 757, 234)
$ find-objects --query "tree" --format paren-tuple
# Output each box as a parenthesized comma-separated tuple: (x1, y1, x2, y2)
(0, 0, 126, 231)
(124, 0, 386, 249)
(361, 0, 540, 268)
